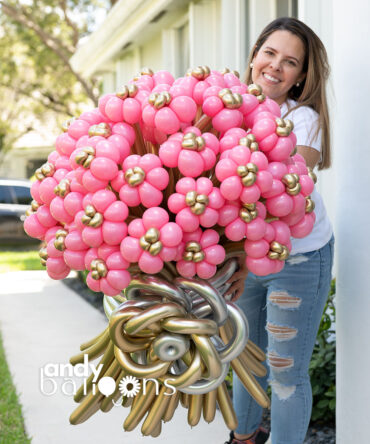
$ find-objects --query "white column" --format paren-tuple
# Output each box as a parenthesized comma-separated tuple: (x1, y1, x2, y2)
(332, 1, 370, 442)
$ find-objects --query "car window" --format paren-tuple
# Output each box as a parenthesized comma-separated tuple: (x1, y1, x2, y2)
(0, 185, 14, 204)
(12, 185, 32, 205)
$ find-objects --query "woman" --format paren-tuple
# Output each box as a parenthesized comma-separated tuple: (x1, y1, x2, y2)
(225, 17, 334, 444)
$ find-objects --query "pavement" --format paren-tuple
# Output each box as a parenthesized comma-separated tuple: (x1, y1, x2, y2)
(0, 270, 229, 444)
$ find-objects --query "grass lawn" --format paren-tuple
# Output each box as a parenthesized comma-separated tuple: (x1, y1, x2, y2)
(0, 248, 38, 442)
(0, 332, 31, 443)
(0, 249, 44, 273)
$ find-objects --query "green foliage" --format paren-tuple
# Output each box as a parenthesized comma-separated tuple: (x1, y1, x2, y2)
(0, 0, 112, 153)
(309, 279, 336, 424)
(0, 331, 31, 443)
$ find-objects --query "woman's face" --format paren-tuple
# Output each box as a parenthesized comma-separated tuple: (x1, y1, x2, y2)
(251, 30, 306, 105)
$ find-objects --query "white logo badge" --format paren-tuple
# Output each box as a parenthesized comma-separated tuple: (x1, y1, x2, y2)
(119, 375, 141, 397)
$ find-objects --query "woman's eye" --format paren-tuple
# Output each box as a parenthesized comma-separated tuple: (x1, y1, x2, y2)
(264, 50, 273, 55)
(287, 60, 297, 67)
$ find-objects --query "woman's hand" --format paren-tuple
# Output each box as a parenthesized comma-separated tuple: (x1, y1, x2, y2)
(225, 254, 248, 302)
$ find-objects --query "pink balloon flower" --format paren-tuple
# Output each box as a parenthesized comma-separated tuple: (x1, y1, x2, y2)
(85, 244, 131, 296)
(244, 220, 292, 276)
(218, 200, 267, 241)
(168, 177, 225, 232)
(159, 128, 219, 177)
(119, 154, 169, 207)
(120, 207, 183, 274)
(176, 228, 225, 279)
(80, 189, 129, 247)
(215, 145, 272, 203)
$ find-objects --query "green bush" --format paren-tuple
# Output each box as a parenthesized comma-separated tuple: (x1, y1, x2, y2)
(309, 279, 336, 424)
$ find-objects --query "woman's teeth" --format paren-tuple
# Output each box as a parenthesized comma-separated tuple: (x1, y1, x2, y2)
(263, 73, 280, 83)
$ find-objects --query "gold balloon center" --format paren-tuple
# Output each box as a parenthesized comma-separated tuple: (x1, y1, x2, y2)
(218, 88, 243, 109)
(307, 167, 317, 184)
(91, 259, 108, 280)
(182, 241, 205, 263)
(54, 229, 68, 251)
(186, 65, 210, 80)
(116, 83, 138, 99)
(239, 134, 259, 152)
(275, 118, 294, 137)
(148, 91, 171, 109)
(54, 178, 71, 197)
(247, 83, 265, 103)
(75, 146, 95, 169)
(139, 228, 163, 256)
(61, 117, 76, 132)
(182, 132, 205, 152)
(268, 241, 289, 261)
(282, 173, 301, 196)
(236, 163, 258, 187)
(220, 67, 240, 77)
(38, 247, 48, 266)
(124, 166, 146, 187)
(239, 203, 258, 223)
(185, 191, 209, 215)
(35, 162, 55, 181)
(81, 205, 103, 228)
(88, 123, 112, 138)
(305, 196, 315, 213)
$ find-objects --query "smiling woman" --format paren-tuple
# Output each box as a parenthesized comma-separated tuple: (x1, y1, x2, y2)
(225, 17, 334, 444)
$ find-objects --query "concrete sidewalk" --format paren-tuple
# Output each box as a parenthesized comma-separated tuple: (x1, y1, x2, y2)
(0, 271, 229, 444)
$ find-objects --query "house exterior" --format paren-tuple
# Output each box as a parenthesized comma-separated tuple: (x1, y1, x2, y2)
(68, 1, 370, 442)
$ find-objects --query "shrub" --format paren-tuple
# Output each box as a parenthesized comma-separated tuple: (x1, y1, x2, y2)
(309, 279, 336, 424)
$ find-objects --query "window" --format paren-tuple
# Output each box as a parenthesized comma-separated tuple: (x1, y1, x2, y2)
(0, 185, 13, 204)
(12, 186, 32, 205)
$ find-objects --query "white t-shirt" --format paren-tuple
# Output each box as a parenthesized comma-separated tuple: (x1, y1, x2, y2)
(281, 99, 333, 254)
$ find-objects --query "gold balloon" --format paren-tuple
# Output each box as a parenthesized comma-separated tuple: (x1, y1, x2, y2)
(188, 394, 203, 426)
(203, 390, 217, 423)
(54, 178, 71, 197)
(54, 229, 68, 251)
(216, 383, 238, 430)
(116, 83, 138, 99)
(248, 83, 263, 96)
(61, 117, 76, 132)
(187, 65, 210, 80)
(81, 205, 103, 228)
(305, 196, 315, 213)
(124, 166, 145, 187)
(88, 123, 112, 138)
(90, 259, 107, 279)
(35, 162, 55, 181)
(38, 247, 48, 266)
(307, 167, 318, 184)
(75, 146, 95, 168)
(275, 118, 294, 137)
(123, 381, 157, 431)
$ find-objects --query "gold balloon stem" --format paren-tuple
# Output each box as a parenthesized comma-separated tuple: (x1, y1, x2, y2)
(194, 114, 212, 132)
(216, 382, 238, 431)
(70, 329, 110, 365)
(133, 123, 146, 156)
(163, 390, 180, 422)
(203, 389, 217, 423)
(188, 394, 203, 427)
(141, 385, 172, 436)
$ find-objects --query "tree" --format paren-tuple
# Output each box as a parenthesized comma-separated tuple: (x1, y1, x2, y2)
(0, 0, 114, 155)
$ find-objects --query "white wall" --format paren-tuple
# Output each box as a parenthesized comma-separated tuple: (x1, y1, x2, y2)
(331, 0, 370, 441)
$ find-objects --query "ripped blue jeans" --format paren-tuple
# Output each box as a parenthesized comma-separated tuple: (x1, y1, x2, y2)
(233, 236, 334, 444)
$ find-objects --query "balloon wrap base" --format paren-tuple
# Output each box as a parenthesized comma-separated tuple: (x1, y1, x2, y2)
(69, 258, 270, 435)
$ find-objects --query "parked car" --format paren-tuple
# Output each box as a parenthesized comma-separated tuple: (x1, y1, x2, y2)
(0, 178, 38, 244)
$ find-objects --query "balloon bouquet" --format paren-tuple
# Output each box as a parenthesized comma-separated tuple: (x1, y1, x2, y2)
(24, 66, 317, 436)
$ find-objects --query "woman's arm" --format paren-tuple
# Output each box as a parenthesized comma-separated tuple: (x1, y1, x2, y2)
(225, 253, 248, 302)
(297, 145, 320, 169)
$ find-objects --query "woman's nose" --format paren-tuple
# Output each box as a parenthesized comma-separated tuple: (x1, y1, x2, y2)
(269, 59, 282, 71)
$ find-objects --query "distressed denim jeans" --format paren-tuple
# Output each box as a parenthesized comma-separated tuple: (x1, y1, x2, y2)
(233, 236, 334, 444)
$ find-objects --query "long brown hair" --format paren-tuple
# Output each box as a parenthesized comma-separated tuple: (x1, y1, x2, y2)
(244, 17, 331, 170)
